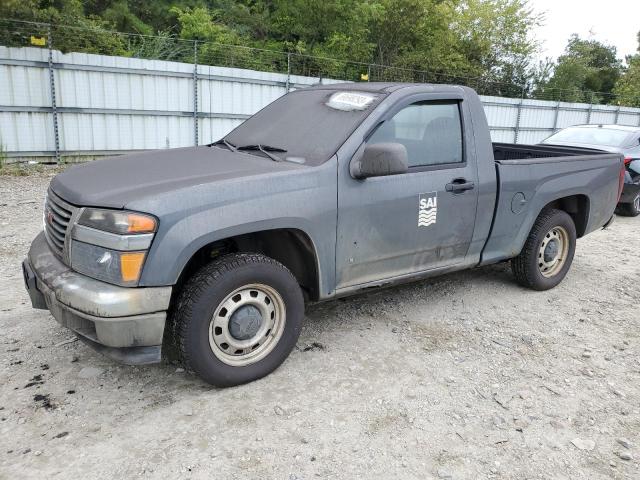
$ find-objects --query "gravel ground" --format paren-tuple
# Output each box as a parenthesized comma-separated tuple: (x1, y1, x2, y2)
(0, 173, 638, 480)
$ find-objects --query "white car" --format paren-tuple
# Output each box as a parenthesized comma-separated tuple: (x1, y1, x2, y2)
(542, 124, 640, 216)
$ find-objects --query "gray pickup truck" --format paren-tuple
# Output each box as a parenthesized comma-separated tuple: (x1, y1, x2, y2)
(23, 83, 624, 386)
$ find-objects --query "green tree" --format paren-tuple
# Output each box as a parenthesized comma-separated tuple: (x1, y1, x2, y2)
(613, 32, 640, 107)
(364, 0, 541, 93)
(367, 0, 460, 81)
(0, 0, 543, 94)
(450, 0, 542, 95)
(95, 0, 154, 35)
(538, 35, 623, 103)
(0, 0, 128, 54)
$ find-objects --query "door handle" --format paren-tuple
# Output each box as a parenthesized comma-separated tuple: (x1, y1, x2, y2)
(445, 179, 475, 193)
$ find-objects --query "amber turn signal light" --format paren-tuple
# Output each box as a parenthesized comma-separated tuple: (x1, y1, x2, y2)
(127, 214, 157, 233)
(120, 252, 146, 282)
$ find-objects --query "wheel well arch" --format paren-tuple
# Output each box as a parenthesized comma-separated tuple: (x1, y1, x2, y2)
(542, 194, 590, 237)
(174, 228, 321, 302)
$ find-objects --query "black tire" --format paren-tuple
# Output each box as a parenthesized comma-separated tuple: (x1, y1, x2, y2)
(616, 194, 640, 217)
(511, 208, 577, 291)
(170, 253, 304, 387)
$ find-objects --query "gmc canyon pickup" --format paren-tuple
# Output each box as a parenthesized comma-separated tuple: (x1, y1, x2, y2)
(23, 83, 624, 386)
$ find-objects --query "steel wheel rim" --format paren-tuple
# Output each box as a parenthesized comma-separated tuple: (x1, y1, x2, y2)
(209, 283, 286, 367)
(634, 194, 640, 212)
(538, 225, 569, 278)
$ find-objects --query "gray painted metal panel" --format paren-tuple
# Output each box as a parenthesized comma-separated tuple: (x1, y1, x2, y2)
(335, 90, 480, 289)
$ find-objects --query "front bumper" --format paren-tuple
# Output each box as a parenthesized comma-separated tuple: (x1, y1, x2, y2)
(23, 232, 172, 365)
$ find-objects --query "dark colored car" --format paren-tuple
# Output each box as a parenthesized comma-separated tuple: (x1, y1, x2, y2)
(541, 125, 640, 216)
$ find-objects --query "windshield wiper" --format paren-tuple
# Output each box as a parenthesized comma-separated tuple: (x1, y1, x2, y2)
(237, 144, 287, 162)
(209, 139, 237, 152)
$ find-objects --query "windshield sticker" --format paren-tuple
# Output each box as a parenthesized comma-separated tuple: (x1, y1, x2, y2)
(418, 192, 437, 227)
(326, 91, 378, 111)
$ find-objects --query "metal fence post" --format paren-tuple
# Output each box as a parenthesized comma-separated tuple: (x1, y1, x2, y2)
(47, 26, 60, 163)
(613, 106, 620, 125)
(514, 86, 525, 144)
(193, 40, 199, 146)
(514, 101, 523, 143)
(552, 101, 561, 133)
(586, 93, 593, 124)
(285, 53, 291, 93)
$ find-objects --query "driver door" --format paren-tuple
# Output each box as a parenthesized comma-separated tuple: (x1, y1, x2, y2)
(335, 99, 479, 290)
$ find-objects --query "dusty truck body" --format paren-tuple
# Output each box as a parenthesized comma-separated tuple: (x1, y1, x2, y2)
(23, 83, 624, 386)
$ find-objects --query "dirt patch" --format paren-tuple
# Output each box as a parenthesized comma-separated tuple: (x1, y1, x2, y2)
(0, 175, 638, 479)
(32, 394, 54, 410)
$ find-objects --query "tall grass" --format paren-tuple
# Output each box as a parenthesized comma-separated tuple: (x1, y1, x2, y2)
(0, 141, 7, 171)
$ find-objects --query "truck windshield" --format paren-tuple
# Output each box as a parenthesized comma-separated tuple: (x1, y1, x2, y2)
(223, 89, 383, 165)
(543, 127, 632, 147)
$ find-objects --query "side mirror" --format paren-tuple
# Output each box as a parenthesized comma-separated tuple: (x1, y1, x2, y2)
(350, 142, 409, 179)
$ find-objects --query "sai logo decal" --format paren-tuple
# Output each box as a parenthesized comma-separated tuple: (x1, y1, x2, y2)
(418, 192, 437, 227)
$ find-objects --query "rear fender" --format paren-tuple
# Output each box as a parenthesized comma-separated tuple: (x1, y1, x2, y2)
(481, 157, 618, 265)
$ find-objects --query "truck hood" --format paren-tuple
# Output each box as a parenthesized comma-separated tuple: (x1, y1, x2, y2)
(51, 146, 304, 209)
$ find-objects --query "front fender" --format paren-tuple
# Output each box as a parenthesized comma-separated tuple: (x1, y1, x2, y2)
(146, 216, 327, 286)
(137, 161, 338, 299)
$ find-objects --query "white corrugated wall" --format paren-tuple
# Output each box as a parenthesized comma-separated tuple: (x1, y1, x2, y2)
(1, 46, 639, 162)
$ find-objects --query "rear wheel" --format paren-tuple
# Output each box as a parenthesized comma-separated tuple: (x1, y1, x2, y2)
(171, 253, 304, 387)
(617, 193, 640, 217)
(511, 208, 577, 291)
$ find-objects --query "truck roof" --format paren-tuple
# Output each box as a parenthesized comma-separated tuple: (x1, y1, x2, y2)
(307, 82, 465, 94)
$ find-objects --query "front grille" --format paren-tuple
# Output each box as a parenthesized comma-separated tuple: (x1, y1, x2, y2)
(44, 189, 76, 258)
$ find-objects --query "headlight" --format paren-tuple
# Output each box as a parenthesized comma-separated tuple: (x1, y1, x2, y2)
(78, 208, 157, 234)
(70, 208, 158, 287)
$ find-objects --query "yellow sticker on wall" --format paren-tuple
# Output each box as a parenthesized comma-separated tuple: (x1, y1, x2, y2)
(30, 36, 46, 46)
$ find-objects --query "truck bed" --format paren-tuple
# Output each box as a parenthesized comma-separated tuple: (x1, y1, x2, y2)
(492, 142, 606, 162)
(480, 144, 622, 266)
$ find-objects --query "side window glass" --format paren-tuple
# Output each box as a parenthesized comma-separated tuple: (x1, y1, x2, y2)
(368, 101, 463, 168)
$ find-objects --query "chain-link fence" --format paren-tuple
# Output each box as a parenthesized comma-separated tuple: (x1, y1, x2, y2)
(2, 18, 638, 105)
(1, 18, 639, 164)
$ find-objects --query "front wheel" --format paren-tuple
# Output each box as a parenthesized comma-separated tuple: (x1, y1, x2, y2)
(511, 208, 577, 291)
(171, 253, 304, 387)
